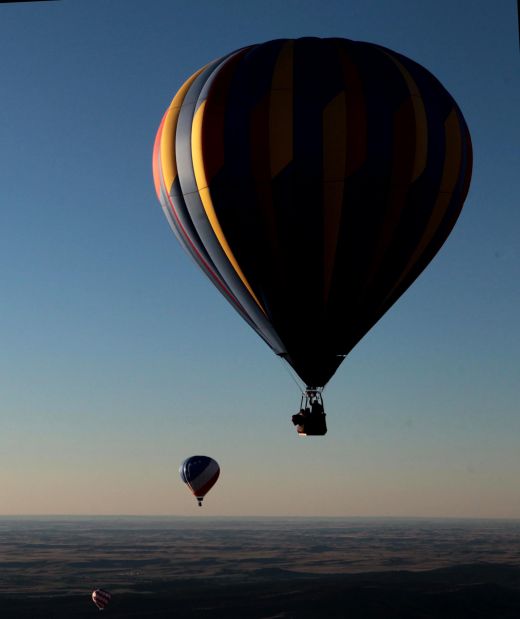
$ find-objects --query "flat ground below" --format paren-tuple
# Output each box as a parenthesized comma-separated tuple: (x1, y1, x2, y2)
(2, 517, 520, 617)
(4, 565, 520, 618)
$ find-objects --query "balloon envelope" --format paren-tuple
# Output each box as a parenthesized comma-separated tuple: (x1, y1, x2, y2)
(179, 455, 220, 506)
(153, 37, 472, 389)
(92, 589, 111, 610)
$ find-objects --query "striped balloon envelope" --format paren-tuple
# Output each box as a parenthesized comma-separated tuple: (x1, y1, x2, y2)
(91, 589, 111, 611)
(153, 37, 472, 393)
(179, 456, 220, 506)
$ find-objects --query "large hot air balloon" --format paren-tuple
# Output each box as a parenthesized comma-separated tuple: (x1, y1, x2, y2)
(180, 456, 220, 506)
(153, 37, 472, 434)
(92, 589, 111, 611)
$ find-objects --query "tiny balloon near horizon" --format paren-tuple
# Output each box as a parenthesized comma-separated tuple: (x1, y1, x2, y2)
(92, 589, 111, 611)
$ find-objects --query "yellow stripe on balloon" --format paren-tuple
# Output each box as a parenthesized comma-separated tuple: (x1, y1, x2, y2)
(191, 100, 267, 315)
(159, 67, 206, 192)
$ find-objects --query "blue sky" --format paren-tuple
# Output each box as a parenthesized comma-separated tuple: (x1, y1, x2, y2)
(0, 0, 519, 517)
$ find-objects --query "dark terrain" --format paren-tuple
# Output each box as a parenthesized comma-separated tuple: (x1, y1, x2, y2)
(1, 517, 520, 617)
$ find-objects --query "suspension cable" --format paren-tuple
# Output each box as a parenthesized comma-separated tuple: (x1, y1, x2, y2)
(277, 356, 305, 395)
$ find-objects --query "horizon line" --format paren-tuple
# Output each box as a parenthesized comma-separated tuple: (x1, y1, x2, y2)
(1, 514, 520, 521)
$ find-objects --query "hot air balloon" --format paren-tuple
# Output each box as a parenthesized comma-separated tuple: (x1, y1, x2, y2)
(153, 38, 472, 434)
(180, 456, 220, 506)
(92, 589, 111, 611)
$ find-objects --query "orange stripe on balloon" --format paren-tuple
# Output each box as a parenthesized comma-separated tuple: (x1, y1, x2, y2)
(152, 111, 167, 200)
(322, 92, 347, 303)
(380, 106, 464, 307)
(335, 40, 366, 177)
(384, 51, 428, 182)
(269, 40, 294, 178)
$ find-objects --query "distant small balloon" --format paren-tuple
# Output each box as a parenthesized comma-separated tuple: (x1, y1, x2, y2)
(179, 455, 220, 506)
(92, 589, 111, 611)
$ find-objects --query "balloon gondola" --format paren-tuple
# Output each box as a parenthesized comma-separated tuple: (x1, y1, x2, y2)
(153, 37, 472, 434)
(292, 389, 327, 436)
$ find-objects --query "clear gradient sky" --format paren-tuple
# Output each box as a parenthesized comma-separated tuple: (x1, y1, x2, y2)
(1, 0, 519, 517)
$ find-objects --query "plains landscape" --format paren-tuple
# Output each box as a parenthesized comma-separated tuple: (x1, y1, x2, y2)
(2, 517, 520, 617)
